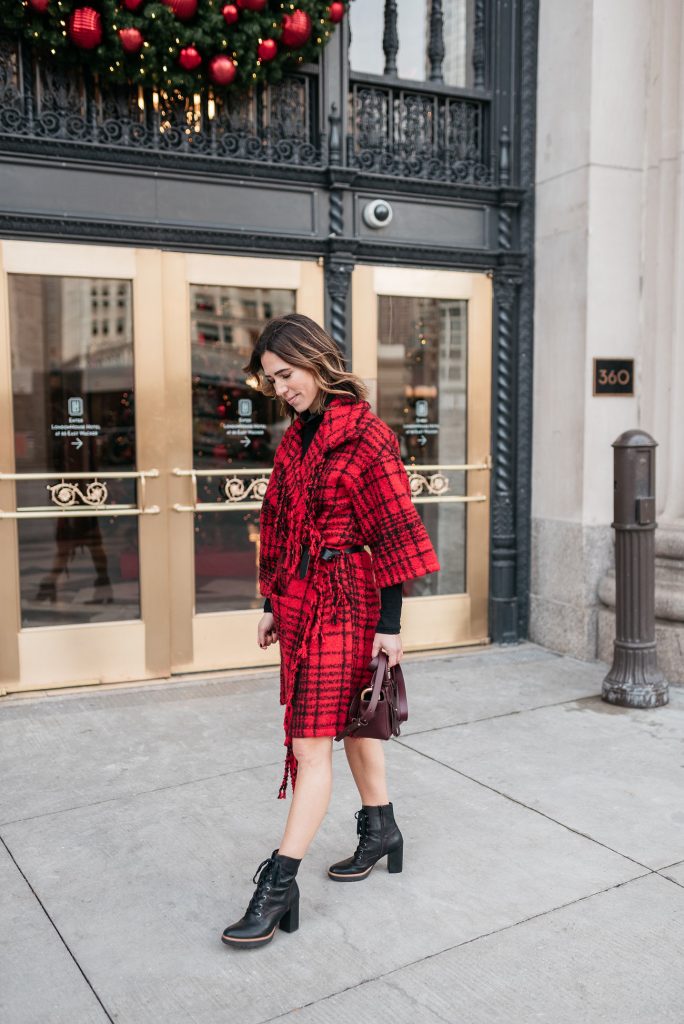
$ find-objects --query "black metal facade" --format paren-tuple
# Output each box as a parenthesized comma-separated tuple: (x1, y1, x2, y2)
(0, 0, 539, 643)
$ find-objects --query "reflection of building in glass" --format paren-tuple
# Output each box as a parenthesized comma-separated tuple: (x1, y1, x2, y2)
(9, 277, 135, 472)
(188, 285, 295, 613)
(58, 279, 134, 374)
(377, 294, 467, 596)
(189, 285, 294, 471)
(59, 282, 135, 413)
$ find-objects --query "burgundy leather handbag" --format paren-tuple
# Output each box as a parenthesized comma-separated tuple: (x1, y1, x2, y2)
(335, 651, 408, 741)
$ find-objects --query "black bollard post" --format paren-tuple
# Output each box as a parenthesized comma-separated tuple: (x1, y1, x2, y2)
(602, 430, 669, 708)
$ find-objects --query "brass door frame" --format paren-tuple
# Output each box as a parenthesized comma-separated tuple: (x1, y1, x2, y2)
(0, 245, 325, 691)
(0, 242, 170, 691)
(351, 265, 492, 649)
(164, 253, 324, 676)
(0, 245, 489, 691)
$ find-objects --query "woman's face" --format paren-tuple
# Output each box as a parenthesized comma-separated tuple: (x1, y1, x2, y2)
(261, 350, 320, 413)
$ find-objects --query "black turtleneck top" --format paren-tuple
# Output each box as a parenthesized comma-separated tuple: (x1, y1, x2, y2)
(262, 402, 403, 634)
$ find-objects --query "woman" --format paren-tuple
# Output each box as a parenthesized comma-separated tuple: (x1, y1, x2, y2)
(221, 313, 439, 949)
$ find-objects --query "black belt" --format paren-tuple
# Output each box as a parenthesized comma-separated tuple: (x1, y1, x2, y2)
(298, 544, 365, 578)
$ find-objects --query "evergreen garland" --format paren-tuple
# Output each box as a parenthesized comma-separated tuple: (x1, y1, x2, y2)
(0, 0, 347, 95)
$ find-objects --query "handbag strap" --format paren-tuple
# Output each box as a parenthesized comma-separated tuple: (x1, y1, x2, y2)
(335, 651, 391, 741)
(363, 651, 390, 722)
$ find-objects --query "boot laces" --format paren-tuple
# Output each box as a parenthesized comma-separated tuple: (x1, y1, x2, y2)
(354, 809, 370, 857)
(248, 856, 276, 917)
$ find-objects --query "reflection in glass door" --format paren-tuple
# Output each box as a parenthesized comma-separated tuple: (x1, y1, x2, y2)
(0, 246, 324, 690)
(377, 294, 468, 597)
(189, 285, 293, 614)
(352, 265, 492, 649)
(0, 243, 170, 691)
(9, 274, 142, 625)
(165, 254, 324, 675)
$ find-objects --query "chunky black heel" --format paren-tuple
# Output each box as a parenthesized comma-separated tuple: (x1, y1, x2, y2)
(328, 802, 404, 881)
(387, 842, 403, 873)
(221, 849, 301, 948)
(279, 894, 299, 933)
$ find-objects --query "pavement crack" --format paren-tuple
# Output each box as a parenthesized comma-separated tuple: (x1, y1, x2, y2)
(0, 832, 115, 1023)
(0, 758, 284, 828)
(255, 874, 654, 1024)
(401, 693, 600, 738)
(393, 739, 653, 871)
(657, 870, 684, 890)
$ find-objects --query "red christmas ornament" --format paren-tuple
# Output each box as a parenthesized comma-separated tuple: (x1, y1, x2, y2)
(122, 0, 144, 10)
(237, 0, 267, 10)
(178, 45, 202, 71)
(163, 0, 198, 20)
(281, 10, 312, 48)
(68, 7, 103, 49)
(222, 3, 238, 25)
(28, 0, 50, 12)
(209, 54, 237, 85)
(257, 38, 277, 61)
(119, 27, 144, 53)
(328, 2, 345, 23)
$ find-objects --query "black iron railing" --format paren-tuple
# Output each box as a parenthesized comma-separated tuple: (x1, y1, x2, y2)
(0, 38, 321, 167)
(347, 72, 492, 184)
(0, 35, 494, 183)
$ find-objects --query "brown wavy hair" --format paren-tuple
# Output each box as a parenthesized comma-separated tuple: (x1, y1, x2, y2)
(244, 313, 367, 418)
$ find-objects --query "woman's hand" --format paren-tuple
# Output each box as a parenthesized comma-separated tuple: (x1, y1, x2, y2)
(372, 632, 403, 668)
(258, 613, 279, 650)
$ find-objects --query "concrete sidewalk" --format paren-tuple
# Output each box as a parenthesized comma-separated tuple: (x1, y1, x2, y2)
(1, 644, 683, 1024)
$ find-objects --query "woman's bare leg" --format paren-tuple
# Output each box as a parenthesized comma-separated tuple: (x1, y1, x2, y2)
(342, 736, 389, 805)
(277, 736, 333, 858)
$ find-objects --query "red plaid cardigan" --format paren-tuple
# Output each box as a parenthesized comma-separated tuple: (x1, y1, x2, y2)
(259, 395, 440, 798)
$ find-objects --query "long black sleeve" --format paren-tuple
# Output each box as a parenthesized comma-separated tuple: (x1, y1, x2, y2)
(376, 581, 403, 634)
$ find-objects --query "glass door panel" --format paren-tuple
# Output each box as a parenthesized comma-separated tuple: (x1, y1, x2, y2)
(9, 274, 140, 626)
(377, 294, 468, 597)
(0, 242, 168, 691)
(190, 284, 294, 614)
(165, 254, 324, 675)
(0, 245, 325, 691)
(352, 265, 491, 649)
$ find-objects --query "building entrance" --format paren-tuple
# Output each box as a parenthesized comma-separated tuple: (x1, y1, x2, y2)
(352, 266, 492, 649)
(0, 242, 491, 693)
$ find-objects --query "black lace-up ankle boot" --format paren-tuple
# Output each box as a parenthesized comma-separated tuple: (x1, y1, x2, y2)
(328, 802, 403, 882)
(221, 849, 301, 949)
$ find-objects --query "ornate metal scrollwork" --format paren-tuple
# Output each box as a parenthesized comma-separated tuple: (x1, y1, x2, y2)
(0, 39, 321, 169)
(406, 469, 451, 498)
(48, 480, 109, 508)
(348, 82, 491, 184)
(222, 475, 270, 504)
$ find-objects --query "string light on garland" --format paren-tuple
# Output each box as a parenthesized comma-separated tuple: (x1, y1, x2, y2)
(2, 0, 349, 93)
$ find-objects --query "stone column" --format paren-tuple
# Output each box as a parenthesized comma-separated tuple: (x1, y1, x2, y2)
(531, 0, 648, 659)
(598, 0, 684, 682)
